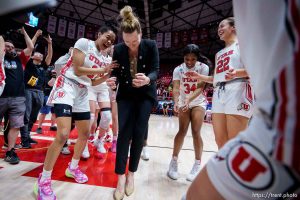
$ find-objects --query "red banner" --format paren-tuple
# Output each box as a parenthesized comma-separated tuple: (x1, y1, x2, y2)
(190, 29, 199, 44)
(199, 27, 209, 44)
(181, 30, 189, 46)
(172, 31, 180, 47)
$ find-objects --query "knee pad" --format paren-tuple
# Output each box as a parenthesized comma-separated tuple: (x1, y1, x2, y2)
(99, 110, 111, 130)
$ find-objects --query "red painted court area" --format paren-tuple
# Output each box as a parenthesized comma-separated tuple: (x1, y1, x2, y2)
(0, 121, 120, 188)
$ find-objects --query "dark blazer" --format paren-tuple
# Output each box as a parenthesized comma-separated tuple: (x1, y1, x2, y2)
(112, 39, 159, 104)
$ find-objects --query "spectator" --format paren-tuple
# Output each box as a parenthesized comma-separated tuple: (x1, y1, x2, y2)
(36, 64, 57, 134)
(162, 102, 168, 116)
(0, 27, 34, 164)
(20, 30, 53, 148)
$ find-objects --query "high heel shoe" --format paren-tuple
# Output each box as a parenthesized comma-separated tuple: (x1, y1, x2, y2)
(125, 174, 134, 196)
(113, 189, 124, 200)
(114, 175, 125, 200)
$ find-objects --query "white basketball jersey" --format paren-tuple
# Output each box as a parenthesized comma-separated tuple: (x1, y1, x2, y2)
(234, 0, 299, 174)
(213, 41, 244, 85)
(60, 38, 108, 86)
(90, 54, 112, 91)
(173, 61, 209, 106)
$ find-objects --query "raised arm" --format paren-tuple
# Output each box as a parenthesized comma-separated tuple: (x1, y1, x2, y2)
(21, 27, 34, 56)
(31, 29, 42, 46)
(0, 36, 5, 60)
(44, 35, 53, 66)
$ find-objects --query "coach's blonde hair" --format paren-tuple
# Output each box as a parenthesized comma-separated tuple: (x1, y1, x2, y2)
(119, 6, 141, 33)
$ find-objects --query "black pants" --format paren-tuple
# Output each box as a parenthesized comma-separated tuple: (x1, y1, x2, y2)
(115, 98, 153, 174)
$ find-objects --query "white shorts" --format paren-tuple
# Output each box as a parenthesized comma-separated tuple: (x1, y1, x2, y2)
(88, 87, 110, 103)
(212, 81, 254, 118)
(206, 116, 300, 200)
(47, 76, 90, 112)
(178, 96, 207, 110)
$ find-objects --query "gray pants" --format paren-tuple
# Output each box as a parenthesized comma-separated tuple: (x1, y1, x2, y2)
(20, 89, 44, 141)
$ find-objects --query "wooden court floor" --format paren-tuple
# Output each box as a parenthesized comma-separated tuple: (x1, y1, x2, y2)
(0, 114, 217, 200)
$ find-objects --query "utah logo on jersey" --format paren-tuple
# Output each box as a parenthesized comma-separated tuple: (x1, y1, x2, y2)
(226, 142, 274, 190)
(237, 102, 250, 111)
(53, 89, 66, 100)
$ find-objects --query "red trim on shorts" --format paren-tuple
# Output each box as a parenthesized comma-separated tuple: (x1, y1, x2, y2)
(290, 0, 300, 173)
(245, 83, 253, 104)
(0, 62, 5, 82)
(276, 69, 287, 161)
(60, 56, 73, 75)
(293, 48, 300, 174)
(55, 75, 65, 88)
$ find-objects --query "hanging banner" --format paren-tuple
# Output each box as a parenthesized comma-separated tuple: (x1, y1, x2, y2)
(67, 21, 76, 39)
(86, 25, 94, 40)
(181, 30, 189, 46)
(47, 15, 57, 34)
(172, 31, 180, 47)
(164, 32, 171, 48)
(156, 32, 163, 48)
(190, 29, 199, 44)
(77, 24, 85, 39)
(57, 18, 67, 37)
(199, 27, 209, 44)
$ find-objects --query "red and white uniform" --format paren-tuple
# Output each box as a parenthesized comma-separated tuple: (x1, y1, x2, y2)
(0, 57, 5, 96)
(48, 38, 107, 112)
(173, 61, 209, 109)
(88, 54, 112, 103)
(206, 1, 300, 199)
(212, 41, 254, 118)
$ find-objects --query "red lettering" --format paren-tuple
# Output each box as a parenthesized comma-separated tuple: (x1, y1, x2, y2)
(216, 56, 230, 74)
(184, 83, 197, 94)
(87, 65, 98, 79)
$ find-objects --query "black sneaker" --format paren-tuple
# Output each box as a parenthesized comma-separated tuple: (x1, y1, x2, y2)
(50, 126, 57, 131)
(4, 148, 20, 164)
(36, 127, 43, 134)
(21, 140, 32, 149)
(28, 137, 38, 144)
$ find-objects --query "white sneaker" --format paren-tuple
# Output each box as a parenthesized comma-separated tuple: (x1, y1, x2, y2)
(167, 158, 179, 180)
(104, 131, 113, 142)
(186, 162, 201, 182)
(81, 144, 90, 159)
(141, 146, 150, 161)
(61, 146, 71, 155)
(95, 138, 106, 154)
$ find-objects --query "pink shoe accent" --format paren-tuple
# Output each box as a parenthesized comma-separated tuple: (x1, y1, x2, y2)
(88, 134, 95, 142)
(36, 173, 56, 200)
(111, 140, 117, 153)
(65, 163, 88, 183)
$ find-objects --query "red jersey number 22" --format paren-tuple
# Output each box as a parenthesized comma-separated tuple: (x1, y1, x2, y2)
(216, 56, 230, 74)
